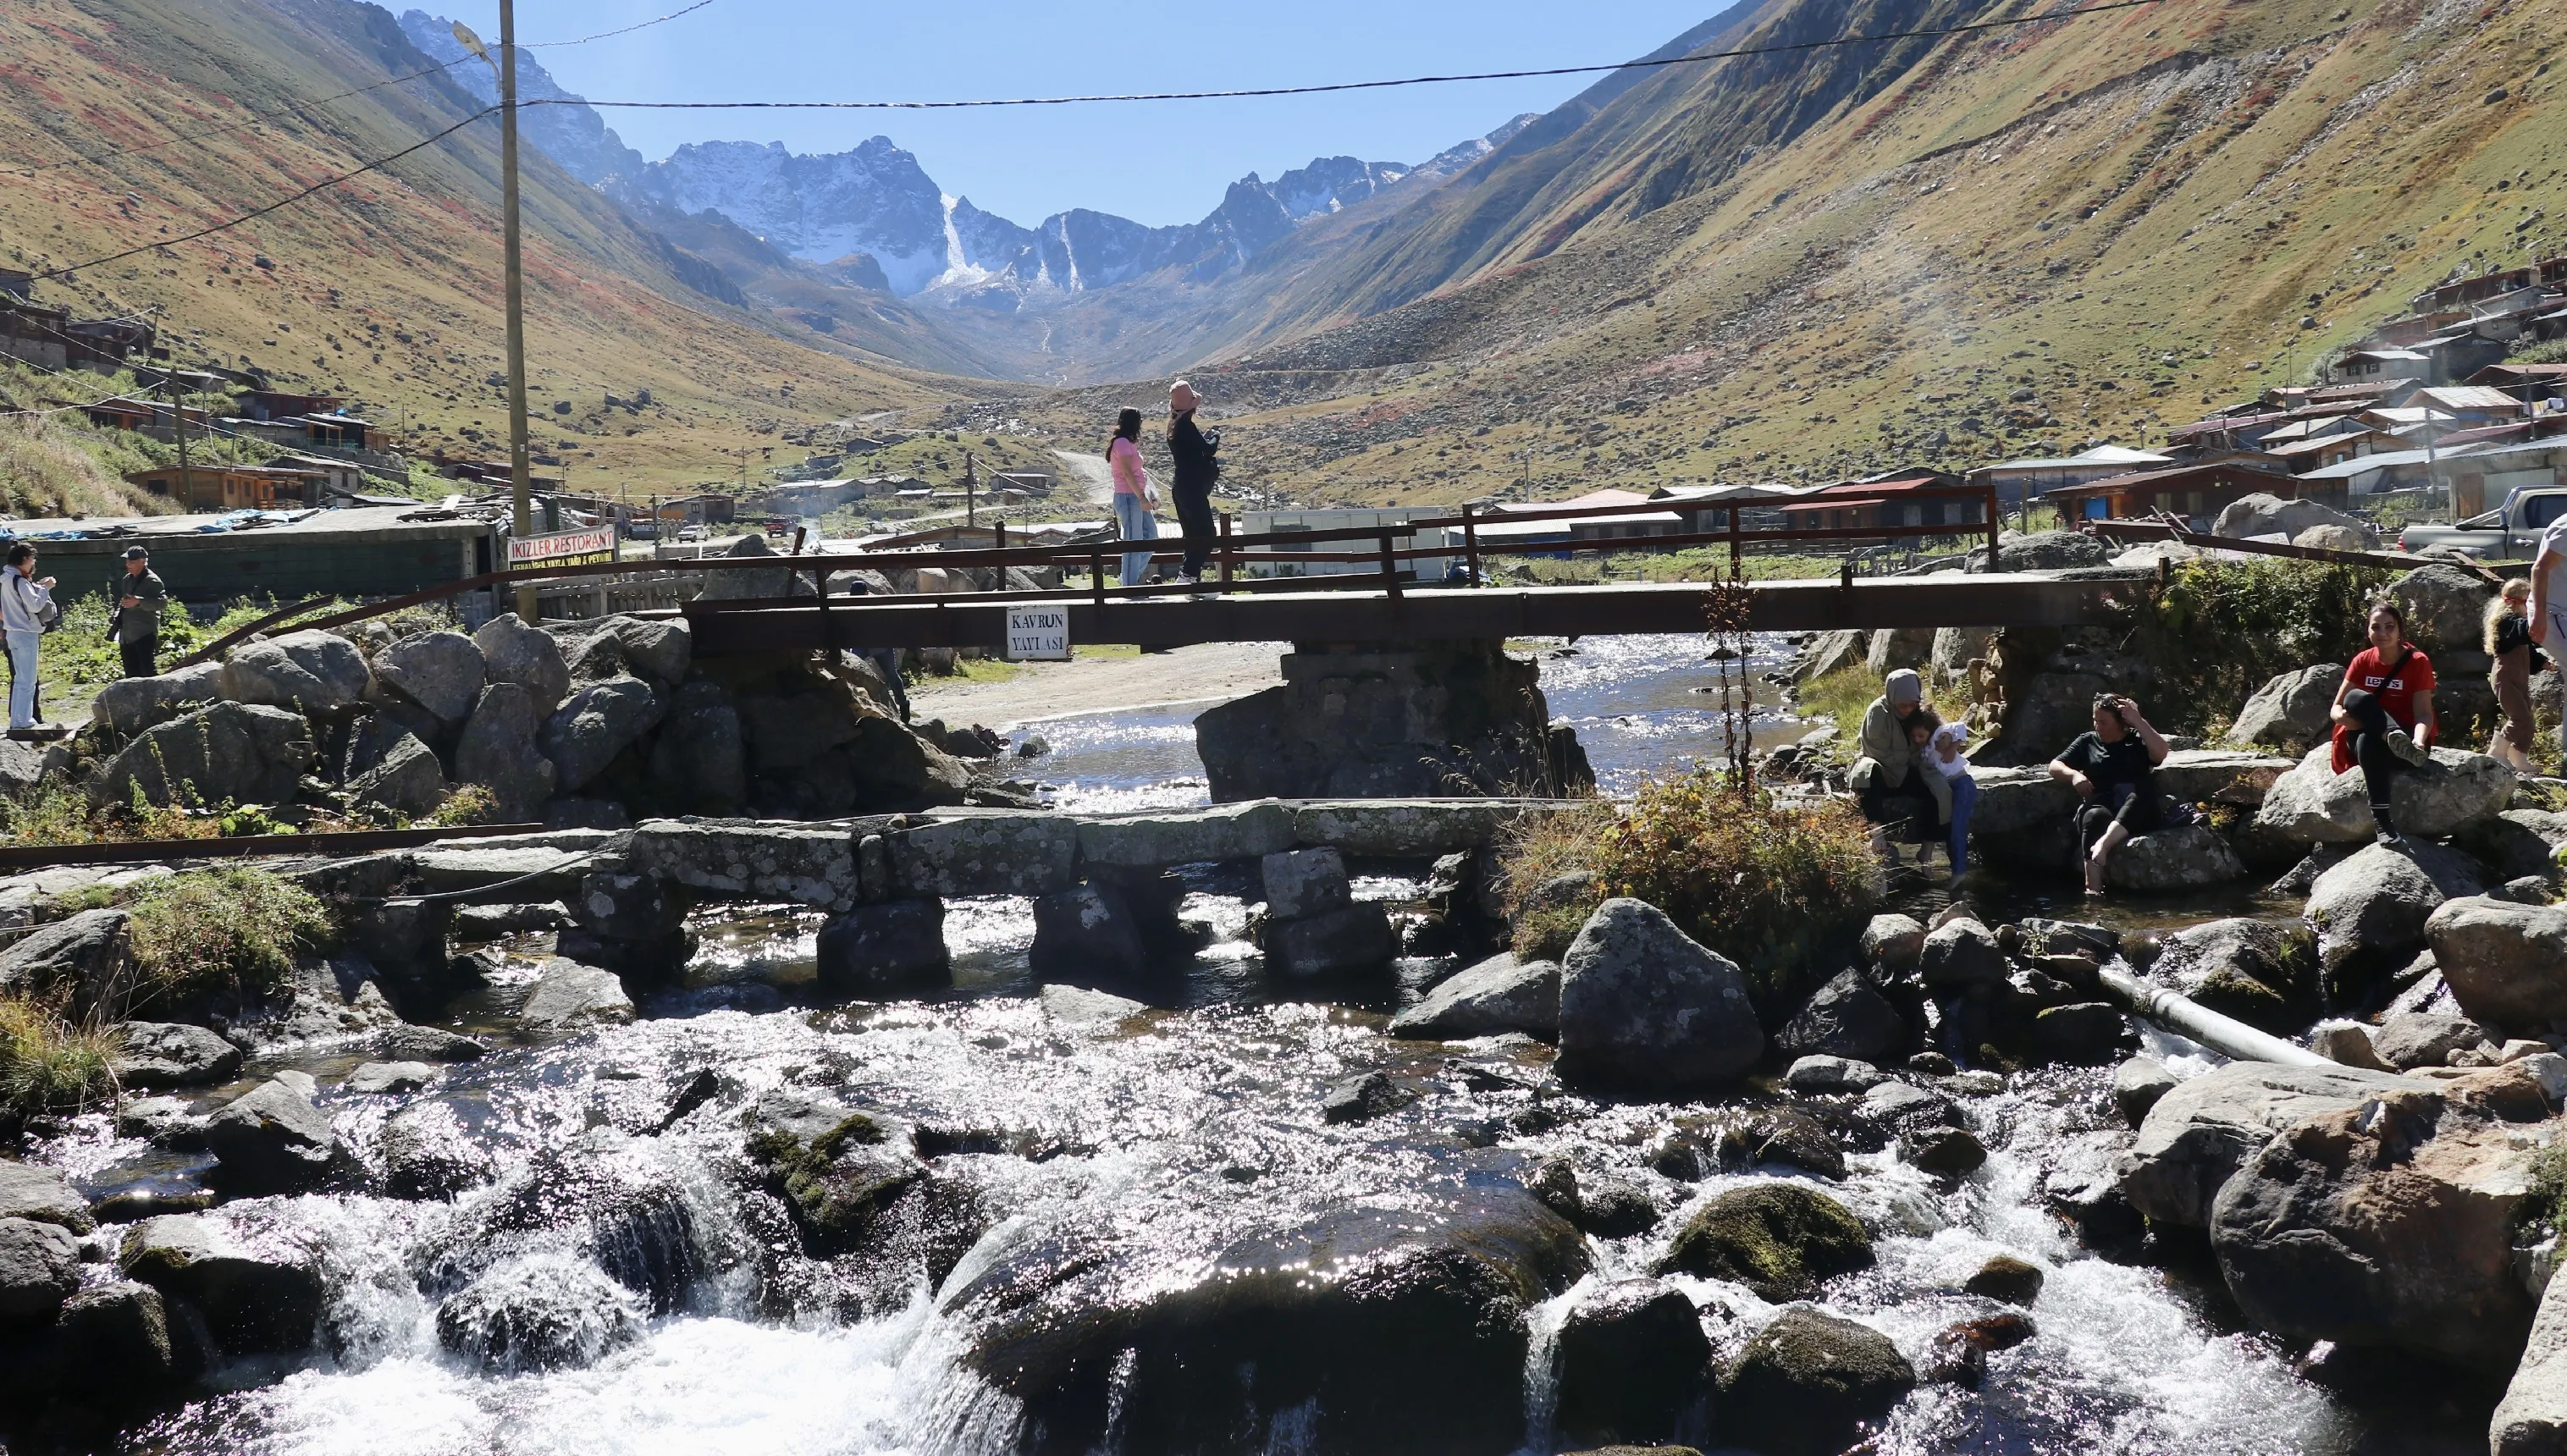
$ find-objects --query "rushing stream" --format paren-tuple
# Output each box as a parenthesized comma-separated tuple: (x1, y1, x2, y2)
(20, 636, 2489, 1454)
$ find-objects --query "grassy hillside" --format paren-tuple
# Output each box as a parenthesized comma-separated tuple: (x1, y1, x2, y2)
(2, 0, 958, 499)
(985, 0, 2567, 508)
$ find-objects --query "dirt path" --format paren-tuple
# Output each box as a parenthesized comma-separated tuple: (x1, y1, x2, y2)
(1054, 450, 1112, 509)
(908, 641, 1284, 729)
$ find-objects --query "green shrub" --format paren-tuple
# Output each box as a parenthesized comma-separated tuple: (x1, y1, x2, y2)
(121, 867, 334, 1007)
(1497, 772, 1878, 1009)
(0, 998, 117, 1129)
(2124, 559, 2388, 738)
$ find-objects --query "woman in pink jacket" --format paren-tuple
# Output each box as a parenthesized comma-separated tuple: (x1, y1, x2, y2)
(1107, 407, 1161, 587)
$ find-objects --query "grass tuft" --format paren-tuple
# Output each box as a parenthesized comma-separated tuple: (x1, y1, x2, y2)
(121, 867, 334, 1009)
(0, 998, 118, 1130)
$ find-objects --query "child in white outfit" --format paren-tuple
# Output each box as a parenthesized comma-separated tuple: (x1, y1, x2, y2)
(1929, 721, 1975, 884)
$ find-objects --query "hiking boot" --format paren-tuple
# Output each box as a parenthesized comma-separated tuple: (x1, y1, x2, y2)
(2384, 729, 2431, 767)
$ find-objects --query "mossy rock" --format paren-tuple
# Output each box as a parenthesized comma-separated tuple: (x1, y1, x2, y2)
(1653, 1182, 1872, 1299)
(746, 1109, 919, 1253)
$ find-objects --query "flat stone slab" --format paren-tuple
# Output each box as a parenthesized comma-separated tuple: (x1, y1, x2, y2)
(1074, 801, 1298, 868)
(630, 818, 861, 912)
(411, 846, 602, 896)
(1288, 799, 1585, 858)
(890, 810, 1081, 897)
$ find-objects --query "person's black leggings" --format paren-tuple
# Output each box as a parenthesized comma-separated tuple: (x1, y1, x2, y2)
(1862, 781, 1938, 845)
(1172, 483, 1217, 577)
(2340, 688, 2408, 812)
(2075, 780, 2163, 860)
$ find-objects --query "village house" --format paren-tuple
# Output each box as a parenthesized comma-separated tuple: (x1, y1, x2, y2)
(124, 461, 332, 511)
(0, 276, 156, 373)
(1969, 444, 2172, 501)
(1775, 472, 1978, 536)
(2041, 454, 2312, 524)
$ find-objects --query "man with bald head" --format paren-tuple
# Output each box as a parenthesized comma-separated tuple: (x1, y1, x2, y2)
(1167, 379, 1221, 583)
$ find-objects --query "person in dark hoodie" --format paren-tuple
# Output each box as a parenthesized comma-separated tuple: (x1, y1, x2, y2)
(1166, 379, 1220, 584)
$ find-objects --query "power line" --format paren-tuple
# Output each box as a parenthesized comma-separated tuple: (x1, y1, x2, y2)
(560, 0, 2165, 113)
(523, 0, 717, 47)
(25, 108, 497, 283)
(21, 2, 717, 174)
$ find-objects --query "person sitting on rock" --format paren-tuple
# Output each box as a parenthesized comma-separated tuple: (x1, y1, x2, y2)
(2486, 577, 2546, 775)
(2049, 692, 2170, 896)
(1849, 668, 1949, 863)
(2330, 599, 2437, 846)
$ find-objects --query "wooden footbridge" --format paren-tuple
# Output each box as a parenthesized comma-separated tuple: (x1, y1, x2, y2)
(176, 485, 2143, 662)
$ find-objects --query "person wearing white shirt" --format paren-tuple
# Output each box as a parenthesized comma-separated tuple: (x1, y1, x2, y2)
(1928, 720, 1976, 885)
(0, 543, 56, 731)
(2533, 515, 2567, 763)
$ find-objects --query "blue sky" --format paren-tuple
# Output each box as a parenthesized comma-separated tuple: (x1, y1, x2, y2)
(466, 0, 1726, 226)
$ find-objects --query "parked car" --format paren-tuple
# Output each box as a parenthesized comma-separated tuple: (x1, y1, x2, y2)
(2397, 487, 2567, 560)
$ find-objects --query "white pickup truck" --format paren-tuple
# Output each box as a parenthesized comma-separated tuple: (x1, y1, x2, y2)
(2397, 488, 2567, 560)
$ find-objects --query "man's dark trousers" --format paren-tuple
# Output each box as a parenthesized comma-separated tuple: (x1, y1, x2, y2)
(119, 636, 156, 679)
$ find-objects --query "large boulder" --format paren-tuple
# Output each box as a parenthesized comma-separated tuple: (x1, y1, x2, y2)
(516, 958, 634, 1034)
(538, 676, 665, 792)
(348, 726, 448, 818)
(1931, 625, 1996, 680)
(1552, 1279, 1712, 1450)
(1859, 913, 1927, 976)
(2252, 744, 2516, 848)
(0, 1159, 95, 1233)
(204, 1076, 350, 1195)
(2495, 1266, 2567, 1456)
(0, 907, 131, 1016)
(644, 679, 748, 816)
(1556, 900, 1763, 1093)
(2211, 1081, 2538, 1365)
(222, 629, 369, 714)
(950, 1194, 1587, 1456)
(2228, 665, 2343, 754)
(2104, 822, 2245, 892)
(1918, 917, 2007, 990)
(816, 901, 950, 995)
(2211, 492, 2362, 542)
(1389, 952, 1560, 1040)
(2145, 918, 2316, 1032)
(2305, 841, 2487, 992)
(110, 1020, 244, 1089)
(1718, 1308, 1917, 1456)
(0, 1216, 80, 1326)
(368, 630, 484, 726)
(92, 701, 312, 808)
(119, 1212, 324, 1354)
(89, 659, 224, 737)
(1866, 626, 1936, 676)
(1797, 628, 1869, 681)
(2426, 897, 2567, 1031)
(1655, 1182, 1872, 1299)
(454, 682, 557, 821)
(2117, 1061, 2436, 1227)
(472, 614, 571, 718)
(1991, 529, 2113, 570)
(603, 615, 692, 684)
(2388, 564, 2497, 657)
(1772, 967, 1903, 1062)
(436, 1255, 645, 1374)
(2456, 809, 2567, 884)
(841, 714, 973, 813)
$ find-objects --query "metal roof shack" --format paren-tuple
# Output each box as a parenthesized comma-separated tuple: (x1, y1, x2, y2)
(2, 505, 499, 609)
(2044, 455, 2310, 524)
(1477, 489, 1686, 548)
(1777, 474, 1979, 532)
(2469, 363, 2567, 400)
(1971, 445, 2172, 499)
(123, 463, 331, 513)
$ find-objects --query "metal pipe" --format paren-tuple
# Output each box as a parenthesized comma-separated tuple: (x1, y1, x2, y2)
(2096, 963, 2331, 1067)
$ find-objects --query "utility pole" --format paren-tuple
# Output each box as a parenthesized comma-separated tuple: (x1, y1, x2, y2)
(455, 14, 535, 621)
(160, 367, 190, 505)
(963, 449, 976, 528)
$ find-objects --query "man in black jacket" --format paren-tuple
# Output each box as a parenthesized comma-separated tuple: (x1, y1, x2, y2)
(1167, 380, 1219, 582)
(112, 545, 167, 679)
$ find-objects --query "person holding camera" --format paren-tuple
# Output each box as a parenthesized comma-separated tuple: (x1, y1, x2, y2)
(2330, 600, 2437, 847)
(111, 545, 167, 680)
(2, 543, 58, 731)
(2049, 692, 2171, 896)
(1166, 380, 1220, 584)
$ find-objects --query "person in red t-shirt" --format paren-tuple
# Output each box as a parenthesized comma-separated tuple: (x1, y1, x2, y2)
(2329, 600, 2437, 845)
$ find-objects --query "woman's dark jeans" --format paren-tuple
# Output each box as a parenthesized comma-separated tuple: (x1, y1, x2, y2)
(1861, 780, 1938, 845)
(2340, 688, 2409, 810)
(2074, 780, 2163, 861)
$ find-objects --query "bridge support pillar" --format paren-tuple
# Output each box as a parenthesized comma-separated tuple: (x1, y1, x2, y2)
(1195, 641, 1591, 802)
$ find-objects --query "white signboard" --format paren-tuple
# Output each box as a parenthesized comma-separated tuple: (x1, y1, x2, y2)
(508, 527, 616, 567)
(1004, 604, 1070, 661)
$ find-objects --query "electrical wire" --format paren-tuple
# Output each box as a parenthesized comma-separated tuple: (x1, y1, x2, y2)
(560, 0, 2164, 112)
(523, 0, 717, 47)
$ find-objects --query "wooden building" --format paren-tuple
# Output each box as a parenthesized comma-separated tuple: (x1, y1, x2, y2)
(124, 462, 331, 512)
(2041, 456, 2319, 524)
